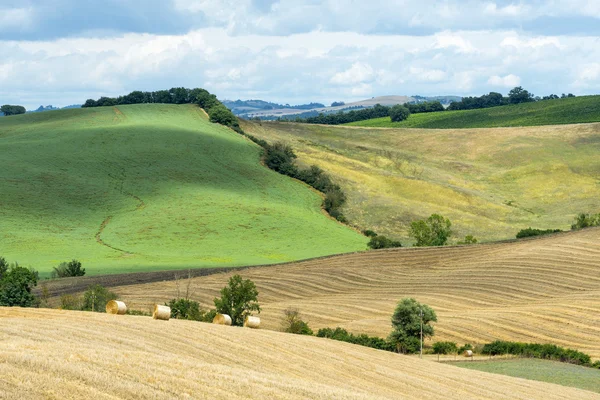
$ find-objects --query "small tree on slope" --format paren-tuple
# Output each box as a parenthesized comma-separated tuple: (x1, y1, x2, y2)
(388, 298, 437, 354)
(214, 275, 261, 326)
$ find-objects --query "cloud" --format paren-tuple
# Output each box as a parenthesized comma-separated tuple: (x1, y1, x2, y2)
(487, 74, 521, 87)
(0, 7, 34, 31)
(330, 63, 375, 85)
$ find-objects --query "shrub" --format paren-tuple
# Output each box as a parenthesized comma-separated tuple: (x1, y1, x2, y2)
(317, 327, 395, 351)
(367, 235, 402, 249)
(571, 213, 600, 230)
(52, 259, 86, 278)
(389, 105, 411, 122)
(457, 235, 478, 244)
(281, 308, 313, 335)
(209, 104, 238, 126)
(60, 294, 82, 310)
(264, 142, 298, 176)
(362, 230, 378, 238)
(458, 343, 474, 353)
(481, 340, 593, 367)
(214, 275, 260, 326)
(432, 341, 458, 355)
(516, 227, 562, 239)
(167, 298, 210, 321)
(82, 284, 118, 312)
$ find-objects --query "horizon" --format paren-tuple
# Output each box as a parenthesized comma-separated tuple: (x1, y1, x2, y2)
(1, 1, 600, 109)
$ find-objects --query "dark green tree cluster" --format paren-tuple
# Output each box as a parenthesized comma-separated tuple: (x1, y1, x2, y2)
(571, 213, 600, 230)
(317, 327, 396, 352)
(303, 104, 391, 125)
(404, 101, 444, 113)
(388, 298, 437, 353)
(261, 142, 348, 222)
(214, 275, 261, 326)
(51, 259, 86, 278)
(389, 105, 411, 122)
(366, 233, 402, 249)
(481, 341, 593, 367)
(516, 227, 562, 239)
(0, 257, 38, 307)
(0, 105, 26, 116)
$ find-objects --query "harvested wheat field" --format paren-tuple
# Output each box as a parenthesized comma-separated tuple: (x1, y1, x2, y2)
(0, 308, 598, 399)
(114, 227, 600, 358)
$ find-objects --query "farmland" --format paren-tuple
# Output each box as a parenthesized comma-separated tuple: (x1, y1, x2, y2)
(346, 95, 600, 129)
(450, 359, 600, 394)
(0, 105, 367, 276)
(1, 307, 598, 400)
(107, 227, 600, 359)
(242, 119, 600, 243)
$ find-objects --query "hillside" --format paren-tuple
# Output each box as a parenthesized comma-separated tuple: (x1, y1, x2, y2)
(1, 308, 598, 399)
(0, 104, 367, 276)
(241, 119, 600, 242)
(347, 96, 600, 129)
(111, 227, 600, 358)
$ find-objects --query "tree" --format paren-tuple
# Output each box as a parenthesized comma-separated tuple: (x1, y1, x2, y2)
(52, 259, 86, 278)
(367, 235, 402, 249)
(208, 104, 237, 126)
(167, 298, 206, 321)
(388, 298, 437, 354)
(0, 263, 38, 307)
(409, 214, 452, 246)
(82, 99, 97, 108)
(281, 308, 313, 335)
(0, 105, 26, 116)
(214, 275, 260, 326)
(432, 341, 458, 355)
(508, 86, 535, 104)
(571, 213, 600, 230)
(389, 105, 410, 122)
(82, 284, 118, 312)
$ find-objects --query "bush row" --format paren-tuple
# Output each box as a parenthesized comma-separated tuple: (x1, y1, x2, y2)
(316, 327, 397, 352)
(481, 340, 597, 367)
(516, 227, 562, 239)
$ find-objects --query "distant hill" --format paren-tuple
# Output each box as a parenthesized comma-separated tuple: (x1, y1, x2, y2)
(26, 104, 82, 113)
(221, 99, 325, 116)
(347, 95, 600, 129)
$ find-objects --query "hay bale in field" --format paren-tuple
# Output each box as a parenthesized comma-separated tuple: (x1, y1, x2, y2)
(213, 313, 232, 326)
(464, 350, 473, 357)
(105, 300, 127, 315)
(153, 305, 171, 321)
(244, 316, 260, 329)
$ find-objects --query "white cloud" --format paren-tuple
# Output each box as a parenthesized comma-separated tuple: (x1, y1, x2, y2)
(409, 67, 448, 83)
(487, 74, 521, 87)
(330, 62, 374, 85)
(484, 3, 527, 17)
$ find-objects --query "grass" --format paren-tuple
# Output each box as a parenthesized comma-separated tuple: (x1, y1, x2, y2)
(242, 119, 600, 243)
(347, 96, 600, 129)
(450, 358, 600, 394)
(110, 227, 600, 359)
(1, 308, 598, 400)
(0, 104, 367, 276)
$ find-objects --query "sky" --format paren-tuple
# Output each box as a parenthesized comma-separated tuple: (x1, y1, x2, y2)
(1, 0, 600, 109)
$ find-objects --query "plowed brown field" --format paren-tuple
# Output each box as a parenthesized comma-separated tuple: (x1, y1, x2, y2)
(1, 307, 598, 399)
(113, 228, 600, 358)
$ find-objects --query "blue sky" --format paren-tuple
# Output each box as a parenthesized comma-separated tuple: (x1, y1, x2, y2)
(1, 0, 600, 109)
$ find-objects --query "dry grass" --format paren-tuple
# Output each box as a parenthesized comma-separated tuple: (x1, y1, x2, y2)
(113, 228, 600, 358)
(241, 120, 600, 243)
(1, 307, 598, 400)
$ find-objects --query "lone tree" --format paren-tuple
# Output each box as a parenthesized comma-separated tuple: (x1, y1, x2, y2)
(214, 275, 260, 326)
(508, 86, 535, 104)
(389, 105, 411, 122)
(388, 298, 437, 354)
(409, 214, 452, 246)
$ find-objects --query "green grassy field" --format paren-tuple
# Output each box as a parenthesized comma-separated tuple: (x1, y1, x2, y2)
(0, 104, 367, 276)
(347, 96, 600, 129)
(449, 359, 600, 394)
(242, 119, 600, 243)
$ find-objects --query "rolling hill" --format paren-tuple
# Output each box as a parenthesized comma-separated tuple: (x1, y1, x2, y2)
(0, 104, 367, 276)
(347, 96, 600, 129)
(109, 227, 600, 359)
(1, 307, 598, 399)
(241, 119, 600, 243)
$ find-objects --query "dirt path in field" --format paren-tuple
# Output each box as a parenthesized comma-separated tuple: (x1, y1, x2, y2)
(95, 191, 145, 254)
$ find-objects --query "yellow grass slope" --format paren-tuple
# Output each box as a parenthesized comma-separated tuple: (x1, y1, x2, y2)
(241, 120, 600, 243)
(116, 227, 600, 358)
(1, 308, 598, 400)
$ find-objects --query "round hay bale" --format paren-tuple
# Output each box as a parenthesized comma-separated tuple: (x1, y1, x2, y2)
(243, 316, 260, 329)
(106, 300, 127, 315)
(153, 305, 171, 321)
(213, 313, 232, 326)
(464, 350, 473, 357)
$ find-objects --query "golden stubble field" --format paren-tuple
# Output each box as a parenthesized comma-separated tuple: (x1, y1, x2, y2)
(113, 228, 600, 358)
(1, 307, 599, 399)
